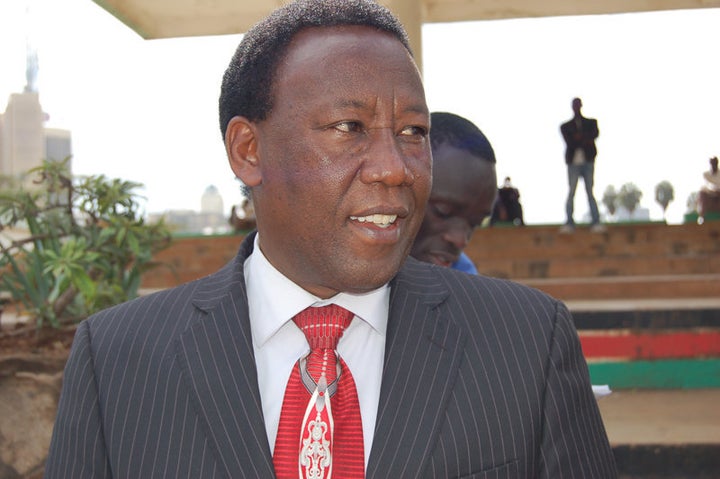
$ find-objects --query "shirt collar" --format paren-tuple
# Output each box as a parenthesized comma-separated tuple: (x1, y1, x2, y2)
(245, 234, 389, 348)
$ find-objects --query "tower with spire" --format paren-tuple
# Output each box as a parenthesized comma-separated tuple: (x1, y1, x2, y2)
(0, 4, 71, 186)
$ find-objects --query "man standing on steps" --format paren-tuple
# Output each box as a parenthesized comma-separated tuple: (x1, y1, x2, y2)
(560, 97, 606, 233)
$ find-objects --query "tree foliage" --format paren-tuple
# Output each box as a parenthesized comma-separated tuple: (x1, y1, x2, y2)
(654, 181, 675, 216)
(0, 158, 172, 328)
(617, 182, 643, 214)
(602, 185, 618, 216)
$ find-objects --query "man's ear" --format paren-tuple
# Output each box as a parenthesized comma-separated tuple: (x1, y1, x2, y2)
(225, 116, 262, 187)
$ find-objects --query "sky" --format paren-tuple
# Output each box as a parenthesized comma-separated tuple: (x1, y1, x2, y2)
(1, 0, 718, 225)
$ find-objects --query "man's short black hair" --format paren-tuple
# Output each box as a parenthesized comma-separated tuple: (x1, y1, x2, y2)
(219, 0, 412, 140)
(430, 112, 496, 164)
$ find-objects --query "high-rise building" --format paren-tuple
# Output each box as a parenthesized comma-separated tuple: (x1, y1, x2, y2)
(0, 34, 71, 184)
(0, 92, 73, 186)
(45, 128, 72, 164)
(0, 91, 44, 178)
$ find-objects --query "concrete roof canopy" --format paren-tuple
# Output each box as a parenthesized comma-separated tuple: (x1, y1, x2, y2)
(94, 0, 720, 76)
(95, 0, 720, 39)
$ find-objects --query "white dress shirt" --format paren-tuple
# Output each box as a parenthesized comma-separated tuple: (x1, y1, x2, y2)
(244, 235, 388, 467)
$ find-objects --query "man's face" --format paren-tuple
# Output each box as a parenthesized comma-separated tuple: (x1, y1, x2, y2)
(240, 26, 431, 298)
(572, 98, 583, 115)
(411, 144, 497, 268)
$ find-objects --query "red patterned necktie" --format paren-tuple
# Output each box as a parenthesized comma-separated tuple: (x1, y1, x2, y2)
(273, 304, 365, 479)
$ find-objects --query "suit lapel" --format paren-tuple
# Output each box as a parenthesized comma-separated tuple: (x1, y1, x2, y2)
(175, 234, 276, 478)
(173, 240, 467, 478)
(367, 258, 467, 478)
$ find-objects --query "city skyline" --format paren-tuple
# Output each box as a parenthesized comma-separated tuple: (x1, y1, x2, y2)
(1, 0, 718, 224)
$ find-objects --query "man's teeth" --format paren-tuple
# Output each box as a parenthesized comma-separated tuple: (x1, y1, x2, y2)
(350, 214, 397, 227)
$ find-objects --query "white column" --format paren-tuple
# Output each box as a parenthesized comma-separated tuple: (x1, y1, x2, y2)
(382, 0, 424, 76)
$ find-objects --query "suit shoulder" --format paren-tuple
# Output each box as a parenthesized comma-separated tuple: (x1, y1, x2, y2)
(402, 260, 570, 349)
(83, 282, 197, 336)
(560, 119, 572, 130)
(85, 254, 241, 331)
(460, 267, 562, 321)
(402, 257, 561, 311)
(454, 268, 559, 307)
(94, 279, 200, 314)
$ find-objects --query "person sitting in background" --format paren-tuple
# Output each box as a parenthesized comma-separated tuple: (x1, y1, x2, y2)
(490, 176, 525, 226)
(410, 111, 497, 274)
(229, 195, 257, 232)
(699, 156, 720, 220)
(702, 156, 720, 191)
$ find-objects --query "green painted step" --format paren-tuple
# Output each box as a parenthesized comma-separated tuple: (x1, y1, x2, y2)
(588, 359, 720, 389)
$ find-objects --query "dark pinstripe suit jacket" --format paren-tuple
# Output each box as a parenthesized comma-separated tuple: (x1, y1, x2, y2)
(45, 233, 616, 478)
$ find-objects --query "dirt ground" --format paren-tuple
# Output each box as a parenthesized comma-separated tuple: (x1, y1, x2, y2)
(0, 321, 76, 359)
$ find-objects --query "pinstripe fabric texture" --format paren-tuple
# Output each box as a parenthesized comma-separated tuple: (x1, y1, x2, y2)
(45, 232, 616, 478)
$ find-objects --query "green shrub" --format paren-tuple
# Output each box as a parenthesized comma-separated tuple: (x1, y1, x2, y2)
(617, 182, 643, 215)
(654, 180, 675, 218)
(0, 158, 172, 328)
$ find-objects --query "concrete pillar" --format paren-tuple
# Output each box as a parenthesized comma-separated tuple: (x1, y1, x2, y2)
(382, 0, 424, 75)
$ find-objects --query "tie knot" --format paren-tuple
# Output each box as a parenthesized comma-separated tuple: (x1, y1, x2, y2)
(293, 304, 354, 351)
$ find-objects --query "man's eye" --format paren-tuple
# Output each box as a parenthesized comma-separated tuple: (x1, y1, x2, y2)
(430, 202, 453, 219)
(399, 125, 428, 137)
(334, 121, 363, 133)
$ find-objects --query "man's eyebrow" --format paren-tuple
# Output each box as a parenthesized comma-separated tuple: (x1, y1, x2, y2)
(332, 99, 368, 110)
(331, 99, 428, 115)
(402, 103, 430, 116)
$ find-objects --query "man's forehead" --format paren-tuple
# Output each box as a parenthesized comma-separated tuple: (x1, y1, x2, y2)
(272, 25, 426, 110)
(286, 24, 409, 60)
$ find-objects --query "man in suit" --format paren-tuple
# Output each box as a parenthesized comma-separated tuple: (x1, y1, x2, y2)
(560, 97, 605, 233)
(45, 1, 617, 477)
(410, 112, 497, 275)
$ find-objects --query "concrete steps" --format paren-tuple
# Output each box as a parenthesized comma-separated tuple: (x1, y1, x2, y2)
(462, 221, 720, 395)
(600, 389, 720, 479)
(519, 274, 720, 300)
(466, 222, 720, 302)
(479, 255, 719, 279)
(469, 223, 719, 263)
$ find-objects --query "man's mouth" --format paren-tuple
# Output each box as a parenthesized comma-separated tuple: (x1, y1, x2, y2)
(349, 214, 398, 228)
(432, 258, 452, 267)
(428, 251, 458, 268)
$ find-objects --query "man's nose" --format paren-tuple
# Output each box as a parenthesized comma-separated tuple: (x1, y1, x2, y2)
(443, 222, 472, 250)
(359, 129, 414, 186)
